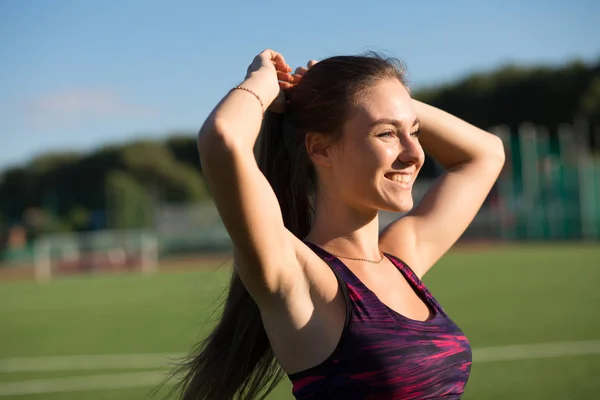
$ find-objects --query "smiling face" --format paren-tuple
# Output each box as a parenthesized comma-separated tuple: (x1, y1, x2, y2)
(322, 78, 425, 213)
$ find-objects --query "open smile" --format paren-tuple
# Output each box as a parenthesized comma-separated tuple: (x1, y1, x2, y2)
(384, 173, 414, 189)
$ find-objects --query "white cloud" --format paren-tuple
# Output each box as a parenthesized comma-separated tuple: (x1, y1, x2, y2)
(33, 88, 156, 116)
(6, 88, 159, 127)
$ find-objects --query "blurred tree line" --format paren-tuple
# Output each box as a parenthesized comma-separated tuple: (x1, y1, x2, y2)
(1, 57, 599, 240)
(0, 137, 206, 238)
(415, 58, 600, 134)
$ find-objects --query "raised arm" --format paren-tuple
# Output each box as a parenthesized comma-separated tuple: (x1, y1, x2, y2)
(198, 50, 303, 303)
(380, 100, 505, 277)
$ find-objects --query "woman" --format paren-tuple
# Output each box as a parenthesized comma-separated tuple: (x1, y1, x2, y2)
(178, 49, 505, 399)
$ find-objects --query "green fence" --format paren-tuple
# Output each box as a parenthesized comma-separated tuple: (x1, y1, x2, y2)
(494, 122, 600, 241)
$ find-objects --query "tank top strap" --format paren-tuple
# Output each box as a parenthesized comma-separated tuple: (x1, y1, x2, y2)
(384, 252, 445, 313)
(304, 241, 381, 305)
(303, 242, 363, 286)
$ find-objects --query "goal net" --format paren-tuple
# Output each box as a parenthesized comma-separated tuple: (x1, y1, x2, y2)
(33, 229, 158, 282)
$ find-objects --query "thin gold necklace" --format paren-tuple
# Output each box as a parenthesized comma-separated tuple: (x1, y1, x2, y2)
(312, 243, 385, 264)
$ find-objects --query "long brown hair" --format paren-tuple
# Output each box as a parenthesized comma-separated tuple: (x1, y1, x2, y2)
(173, 53, 407, 400)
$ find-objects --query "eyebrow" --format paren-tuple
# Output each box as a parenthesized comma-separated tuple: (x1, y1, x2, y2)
(371, 117, 420, 128)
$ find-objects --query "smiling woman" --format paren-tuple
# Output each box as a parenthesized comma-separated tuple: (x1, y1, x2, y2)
(326, 78, 425, 215)
(175, 49, 505, 400)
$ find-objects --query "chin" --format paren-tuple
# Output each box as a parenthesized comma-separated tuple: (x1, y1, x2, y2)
(388, 204, 414, 213)
(380, 198, 414, 213)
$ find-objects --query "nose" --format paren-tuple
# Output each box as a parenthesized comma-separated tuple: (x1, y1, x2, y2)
(397, 136, 424, 166)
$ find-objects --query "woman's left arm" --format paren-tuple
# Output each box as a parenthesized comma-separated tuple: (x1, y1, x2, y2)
(380, 100, 506, 278)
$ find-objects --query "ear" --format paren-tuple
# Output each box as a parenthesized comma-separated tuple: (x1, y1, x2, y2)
(305, 132, 333, 168)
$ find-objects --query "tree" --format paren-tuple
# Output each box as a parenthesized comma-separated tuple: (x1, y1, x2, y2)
(121, 140, 208, 202)
(105, 171, 153, 229)
(165, 135, 200, 170)
(414, 59, 600, 138)
(580, 76, 600, 123)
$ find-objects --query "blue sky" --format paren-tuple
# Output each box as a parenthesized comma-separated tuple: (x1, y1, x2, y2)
(1, 0, 598, 171)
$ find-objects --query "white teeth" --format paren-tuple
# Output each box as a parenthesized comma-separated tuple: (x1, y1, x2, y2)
(391, 174, 411, 184)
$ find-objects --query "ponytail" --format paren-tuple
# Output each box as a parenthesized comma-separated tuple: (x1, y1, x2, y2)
(171, 111, 313, 400)
(258, 111, 314, 238)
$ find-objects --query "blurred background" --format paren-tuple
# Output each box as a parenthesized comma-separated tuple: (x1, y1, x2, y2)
(1, 1, 599, 399)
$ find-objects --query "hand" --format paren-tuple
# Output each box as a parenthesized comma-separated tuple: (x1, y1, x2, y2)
(243, 49, 294, 113)
(290, 60, 319, 86)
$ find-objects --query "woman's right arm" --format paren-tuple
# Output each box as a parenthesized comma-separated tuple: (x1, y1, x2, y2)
(198, 50, 304, 304)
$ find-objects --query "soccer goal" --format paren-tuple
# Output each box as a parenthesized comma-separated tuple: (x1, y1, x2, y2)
(33, 229, 158, 283)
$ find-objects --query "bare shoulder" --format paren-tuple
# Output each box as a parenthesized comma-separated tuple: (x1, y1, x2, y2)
(380, 219, 423, 277)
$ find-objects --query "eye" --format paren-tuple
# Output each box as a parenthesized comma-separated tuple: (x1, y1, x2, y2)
(410, 129, 421, 138)
(377, 130, 396, 138)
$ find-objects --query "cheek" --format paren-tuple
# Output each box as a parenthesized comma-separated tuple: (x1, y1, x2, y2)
(383, 146, 399, 162)
(341, 143, 396, 181)
(331, 145, 375, 189)
(345, 142, 388, 175)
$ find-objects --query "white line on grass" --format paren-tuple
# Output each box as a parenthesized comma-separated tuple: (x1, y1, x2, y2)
(0, 371, 174, 397)
(0, 339, 599, 396)
(474, 339, 600, 363)
(0, 353, 183, 373)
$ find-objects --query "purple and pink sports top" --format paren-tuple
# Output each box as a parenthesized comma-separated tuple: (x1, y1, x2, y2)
(288, 242, 472, 400)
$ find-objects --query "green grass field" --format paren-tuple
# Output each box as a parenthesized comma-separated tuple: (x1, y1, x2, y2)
(1, 244, 599, 399)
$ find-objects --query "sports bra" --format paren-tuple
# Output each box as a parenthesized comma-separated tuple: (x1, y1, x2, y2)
(287, 242, 472, 399)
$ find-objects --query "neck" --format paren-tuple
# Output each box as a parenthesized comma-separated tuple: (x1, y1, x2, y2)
(305, 193, 381, 261)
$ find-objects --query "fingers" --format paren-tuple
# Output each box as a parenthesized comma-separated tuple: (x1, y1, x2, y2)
(277, 70, 294, 83)
(260, 49, 292, 72)
(278, 81, 294, 90)
(254, 50, 317, 74)
(295, 59, 318, 75)
(294, 60, 317, 77)
(289, 60, 318, 86)
(252, 50, 317, 94)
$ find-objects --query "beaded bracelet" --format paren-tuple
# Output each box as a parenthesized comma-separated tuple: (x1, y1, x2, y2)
(231, 86, 264, 114)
